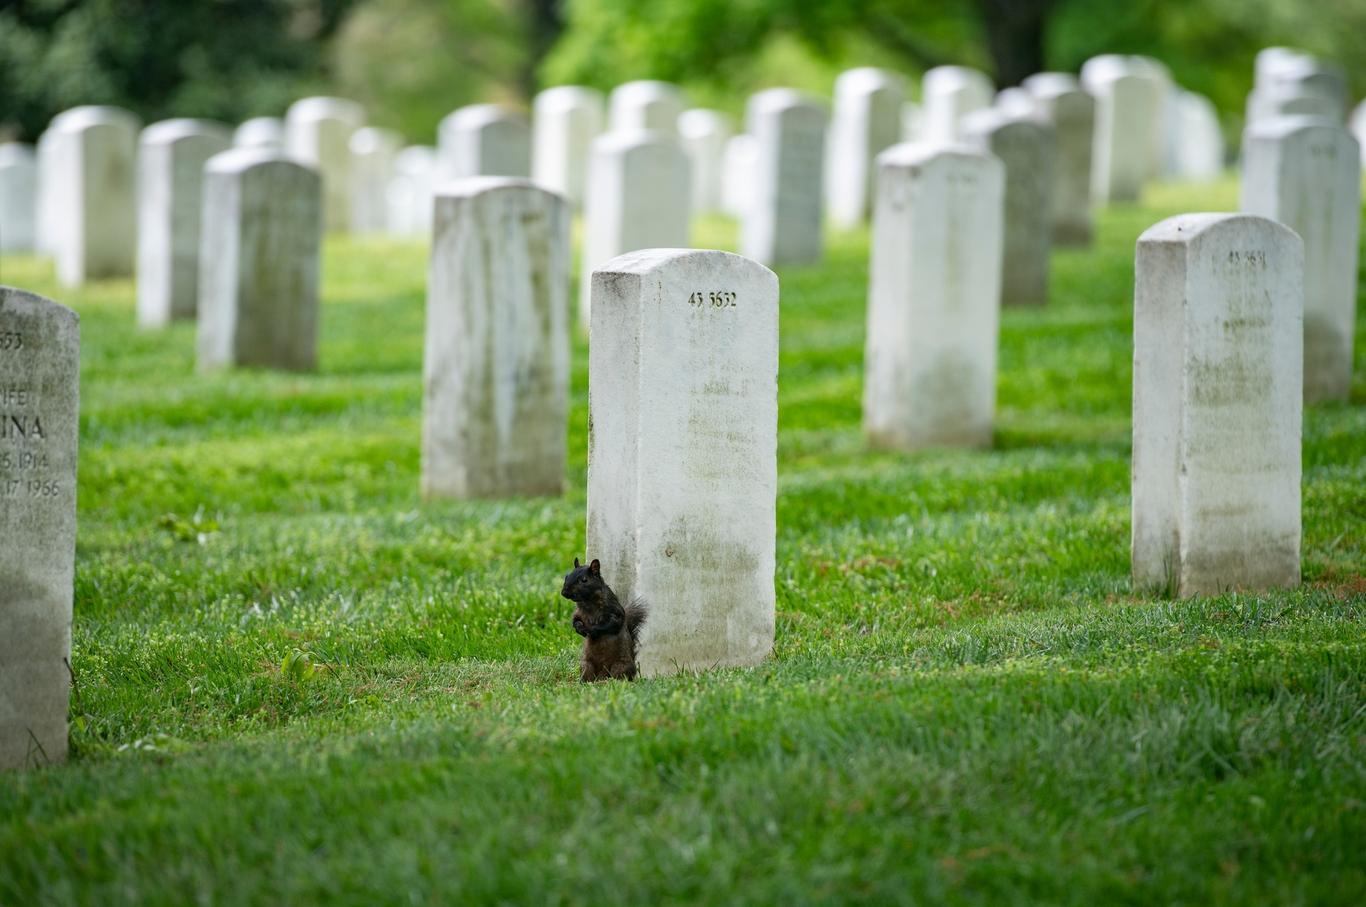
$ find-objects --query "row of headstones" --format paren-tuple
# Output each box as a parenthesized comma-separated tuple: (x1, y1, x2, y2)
(1, 190, 1329, 767)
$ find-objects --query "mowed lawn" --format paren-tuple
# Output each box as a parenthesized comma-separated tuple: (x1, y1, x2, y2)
(1, 179, 1363, 905)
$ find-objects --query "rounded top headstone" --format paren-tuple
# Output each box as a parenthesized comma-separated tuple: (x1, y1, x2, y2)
(678, 109, 731, 138)
(593, 128, 681, 155)
(442, 103, 527, 131)
(877, 141, 999, 171)
(140, 118, 231, 146)
(995, 87, 1038, 117)
(534, 85, 604, 111)
(835, 67, 905, 95)
(597, 247, 777, 287)
(923, 65, 994, 95)
(50, 105, 140, 133)
(396, 145, 437, 173)
(1023, 72, 1082, 99)
(205, 146, 318, 177)
(1138, 212, 1301, 249)
(349, 126, 403, 155)
(287, 97, 364, 125)
(234, 117, 284, 148)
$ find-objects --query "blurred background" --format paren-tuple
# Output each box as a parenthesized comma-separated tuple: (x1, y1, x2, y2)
(1, 0, 1361, 145)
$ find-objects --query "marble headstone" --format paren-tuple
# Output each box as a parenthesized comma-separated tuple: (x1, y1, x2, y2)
(579, 130, 691, 325)
(285, 96, 363, 232)
(197, 150, 322, 372)
(423, 179, 571, 499)
(438, 104, 531, 180)
(349, 126, 402, 235)
(741, 89, 827, 266)
(826, 68, 904, 227)
(234, 117, 285, 151)
(136, 119, 231, 327)
(1087, 69, 1154, 204)
(0, 286, 79, 770)
(0, 144, 37, 253)
(921, 66, 994, 144)
(864, 144, 1004, 450)
(1024, 73, 1095, 246)
(49, 106, 139, 286)
(1241, 117, 1360, 403)
(608, 81, 684, 134)
(1172, 92, 1224, 180)
(679, 109, 732, 215)
(962, 109, 1055, 306)
(387, 145, 438, 238)
(721, 134, 759, 218)
(532, 86, 604, 208)
(1132, 214, 1302, 596)
(587, 248, 777, 676)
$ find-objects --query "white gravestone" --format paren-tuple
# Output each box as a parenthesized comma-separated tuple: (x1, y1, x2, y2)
(741, 89, 827, 266)
(994, 87, 1037, 118)
(532, 86, 604, 208)
(1132, 214, 1302, 596)
(1024, 73, 1095, 246)
(608, 81, 684, 134)
(921, 66, 994, 144)
(579, 131, 691, 325)
(1247, 57, 1348, 126)
(438, 104, 531, 180)
(423, 179, 570, 499)
(1087, 70, 1154, 204)
(349, 126, 402, 235)
(901, 102, 923, 142)
(826, 68, 904, 227)
(34, 130, 60, 255)
(863, 145, 1004, 450)
(0, 286, 79, 770)
(234, 117, 285, 150)
(679, 109, 732, 215)
(0, 144, 37, 253)
(1171, 92, 1224, 180)
(721, 134, 758, 218)
(136, 120, 231, 328)
(587, 248, 777, 676)
(962, 109, 1055, 307)
(1082, 55, 1172, 181)
(285, 96, 363, 232)
(387, 145, 438, 238)
(1241, 117, 1360, 403)
(197, 150, 322, 372)
(49, 106, 139, 286)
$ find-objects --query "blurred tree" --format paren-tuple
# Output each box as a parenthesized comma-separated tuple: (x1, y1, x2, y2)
(0, 0, 360, 139)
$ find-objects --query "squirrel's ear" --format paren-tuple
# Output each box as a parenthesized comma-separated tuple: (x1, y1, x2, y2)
(589, 558, 601, 574)
(573, 557, 580, 568)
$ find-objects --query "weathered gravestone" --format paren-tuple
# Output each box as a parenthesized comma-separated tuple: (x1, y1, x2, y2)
(234, 117, 285, 150)
(863, 145, 1004, 450)
(1132, 214, 1302, 596)
(741, 89, 827, 266)
(0, 286, 78, 770)
(579, 131, 691, 325)
(826, 68, 904, 228)
(679, 109, 732, 215)
(1023, 73, 1095, 246)
(423, 179, 570, 500)
(1171, 92, 1224, 181)
(197, 150, 322, 372)
(388, 145, 438, 238)
(1086, 69, 1154, 204)
(136, 119, 231, 328)
(285, 97, 363, 232)
(49, 106, 139, 287)
(720, 134, 758, 218)
(587, 249, 777, 676)
(438, 104, 531, 180)
(608, 81, 684, 135)
(349, 126, 402, 235)
(0, 144, 36, 253)
(1241, 117, 1360, 403)
(532, 86, 604, 208)
(962, 109, 1055, 307)
(921, 65, 994, 144)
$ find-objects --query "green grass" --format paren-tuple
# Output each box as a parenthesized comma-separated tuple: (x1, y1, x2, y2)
(2, 178, 1364, 905)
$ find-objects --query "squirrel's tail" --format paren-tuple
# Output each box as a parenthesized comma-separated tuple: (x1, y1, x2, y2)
(625, 597, 648, 637)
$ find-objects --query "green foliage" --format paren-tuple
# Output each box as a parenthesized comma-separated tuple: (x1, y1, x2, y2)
(0, 179, 1363, 903)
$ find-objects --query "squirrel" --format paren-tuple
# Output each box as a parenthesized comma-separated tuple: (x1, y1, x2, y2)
(560, 557, 647, 682)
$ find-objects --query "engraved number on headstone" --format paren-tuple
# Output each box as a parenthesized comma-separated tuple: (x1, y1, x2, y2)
(1227, 250, 1267, 268)
(0, 331, 22, 350)
(687, 291, 738, 308)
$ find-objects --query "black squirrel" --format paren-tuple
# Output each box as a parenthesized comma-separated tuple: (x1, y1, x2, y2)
(561, 557, 647, 682)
